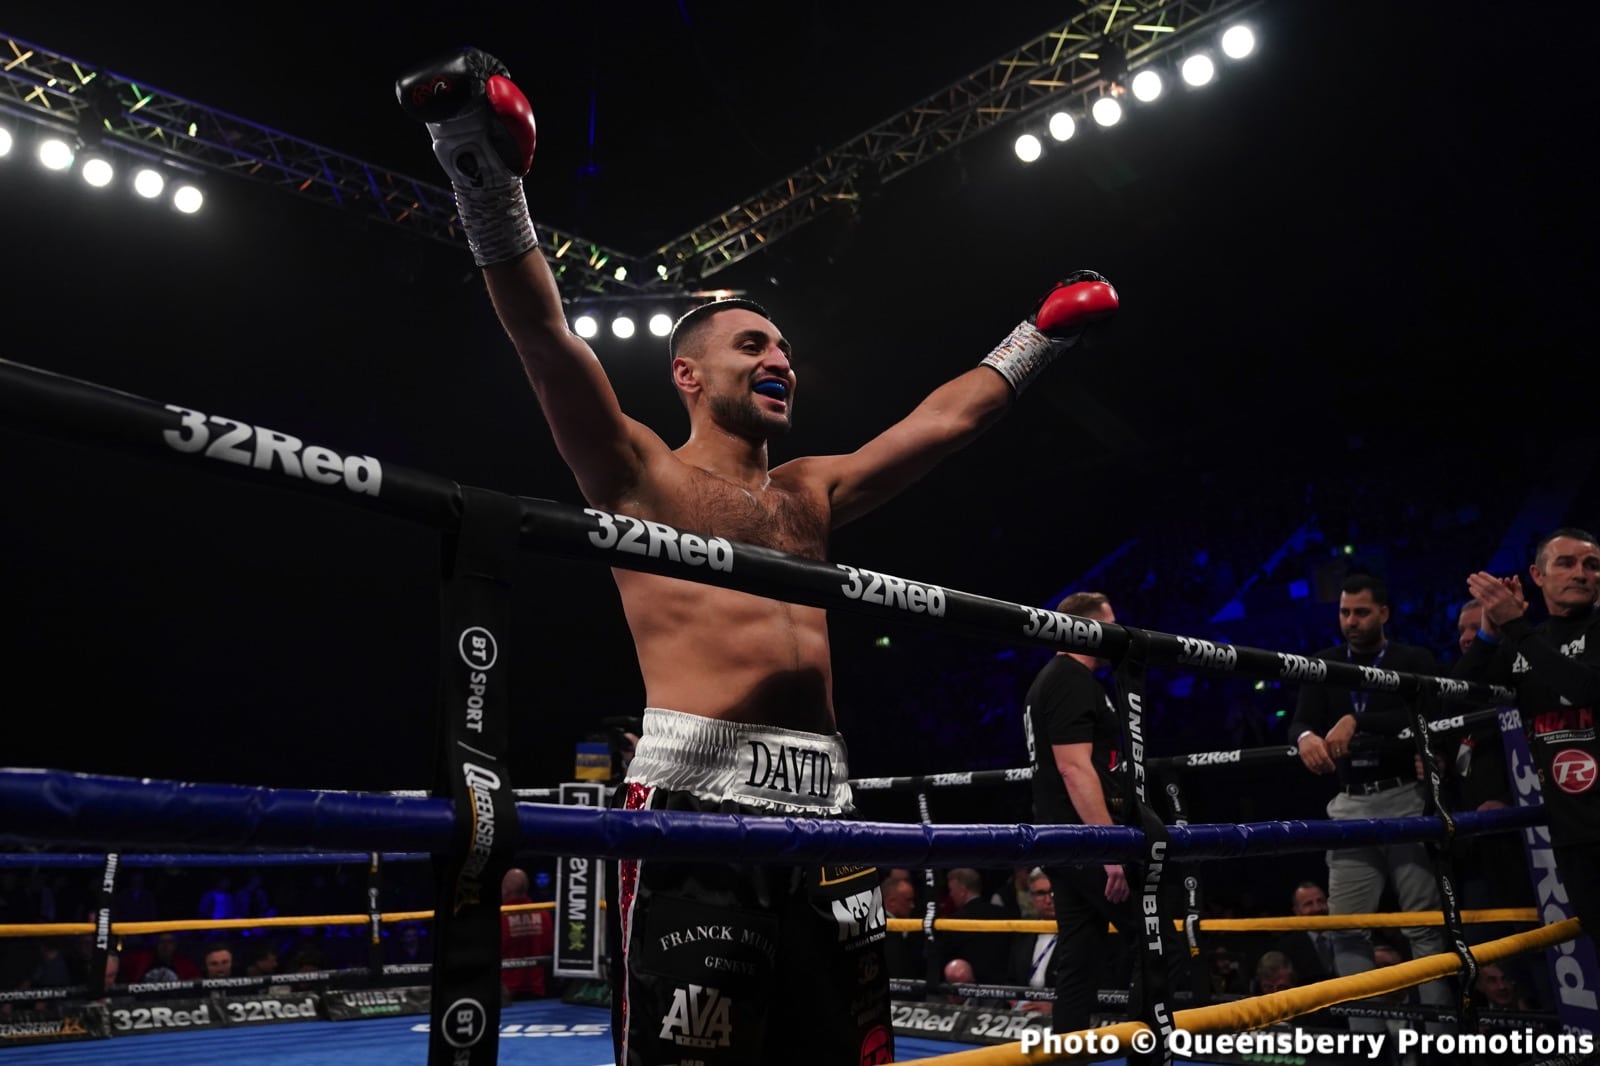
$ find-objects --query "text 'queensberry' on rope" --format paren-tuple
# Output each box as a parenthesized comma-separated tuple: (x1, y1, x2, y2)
(162, 405, 382, 497)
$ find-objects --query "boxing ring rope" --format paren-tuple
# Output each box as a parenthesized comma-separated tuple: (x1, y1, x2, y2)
(849, 706, 1509, 791)
(0, 767, 1543, 863)
(266, 697, 1498, 802)
(0, 356, 1516, 703)
(0, 796, 1557, 1062)
(850, 707, 1513, 998)
(0, 904, 550, 939)
(0, 908, 1544, 942)
(0, 355, 1552, 1060)
(11, 887, 1547, 1033)
(1193, 910, 1540, 932)
(913, 921, 1586, 1065)
(882, 909, 1541, 936)
(0, 851, 431, 867)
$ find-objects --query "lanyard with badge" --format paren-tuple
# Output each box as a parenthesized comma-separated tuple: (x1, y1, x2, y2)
(1031, 934, 1057, 986)
(1346, 641, 1387, 767)
(1346, 641, 1388, 714)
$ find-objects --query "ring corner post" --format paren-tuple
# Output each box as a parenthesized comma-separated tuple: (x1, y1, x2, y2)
(425, 486, 523, 1065)
(1114, 628, 1177, 1066)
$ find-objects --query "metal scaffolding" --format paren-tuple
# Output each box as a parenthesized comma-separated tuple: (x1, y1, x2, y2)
(0, 35, 652, 296)
(651, 0, 1261, 284)
(2, 0, 1259, 297)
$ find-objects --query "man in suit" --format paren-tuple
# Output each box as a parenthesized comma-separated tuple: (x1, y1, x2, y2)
(881, 875, 925, 982)
(1273, 881, 1334, 986)
(1008, 869, 1060, 1014)
(937, 868, 1010, 984)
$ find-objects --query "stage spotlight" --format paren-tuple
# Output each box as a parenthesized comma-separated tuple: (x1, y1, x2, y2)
(1048, 112, 1075, 142)
(172, 184, 204, 214)
(573, 314, 599, 339)
(1131, 70, 1164, 103)
(80, 154, 114, 188)
(1013, 133, 1042, 163)
(0, 126, 12, 157)
(1091, 97, 1123, 127)
(38, 137, 75, 171)
(614, 265, 627, 282)
(648, 313, 673, 337)
(1221, 24, 1256, 60)
(611, 315, 636, 339)
(656, 263, 669, 280)
(133, 167, 165, 199)
(1182, 54, 1217, 87)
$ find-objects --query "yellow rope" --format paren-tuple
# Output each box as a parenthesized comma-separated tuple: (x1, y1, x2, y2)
(0, 895, 1570, 1066)
(909, 919, 1581, 1065)
(1201, 909, 1537, 931)
(884, 908, 1538, 936)
(1, 903, 1533, 939)
(0, 900, 558, 938)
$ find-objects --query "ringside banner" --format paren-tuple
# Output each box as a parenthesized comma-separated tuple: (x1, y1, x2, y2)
(0, 1002, 107, 1045)
(555, 782, 607, 979)
(216, 994, 321, 1027)
(105, 996, 220, 1035)
(325, 986, 431, 1021)
(1500, 708, 1600, 1040)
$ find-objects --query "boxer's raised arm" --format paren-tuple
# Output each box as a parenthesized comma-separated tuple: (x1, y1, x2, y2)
(786, 273, 1118, 527)
(397, 47, 661, 508)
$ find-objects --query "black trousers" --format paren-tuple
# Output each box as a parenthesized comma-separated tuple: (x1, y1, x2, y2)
(1047, 862, 1191, 1034)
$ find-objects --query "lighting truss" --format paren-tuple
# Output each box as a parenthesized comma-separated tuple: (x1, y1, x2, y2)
(0, 34, 654, 296)
(651, 0, 1262, 283)
(2, 0, 1260, 296)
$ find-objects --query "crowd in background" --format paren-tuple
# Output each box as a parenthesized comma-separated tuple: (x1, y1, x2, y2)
(848, 443, 1540, 781)
(0, 858, 558, 1001)
(838, 447, 1568, 914)
(1, 855, 1546, 1018)
(879, 865, 1545, 1021)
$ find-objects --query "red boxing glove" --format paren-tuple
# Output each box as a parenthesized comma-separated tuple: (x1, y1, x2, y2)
(397, 48, 536, 187)
(396, 47, 538, 265)
(1034, 270, 1119, 336)
(982, 271, 1119, 394)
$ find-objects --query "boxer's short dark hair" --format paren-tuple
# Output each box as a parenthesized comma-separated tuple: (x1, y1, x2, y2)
(668, 298, 774, 359)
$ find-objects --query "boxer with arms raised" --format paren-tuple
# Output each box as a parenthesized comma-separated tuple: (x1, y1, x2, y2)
(397, 47, 1117, 1066)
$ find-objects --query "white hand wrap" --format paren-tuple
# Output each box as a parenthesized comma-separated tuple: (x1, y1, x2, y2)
(453, 181, 538, 268)
(980, 319, 1076, 395)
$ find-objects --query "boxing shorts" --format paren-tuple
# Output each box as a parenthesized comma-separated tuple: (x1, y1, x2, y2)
(611, 708, 893, 1066)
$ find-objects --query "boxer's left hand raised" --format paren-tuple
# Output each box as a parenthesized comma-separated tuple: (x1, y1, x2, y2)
(981, 271, 1119, 394)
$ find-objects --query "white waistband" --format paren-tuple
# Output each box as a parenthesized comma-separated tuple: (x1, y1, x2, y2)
(625, 708, 854, 815)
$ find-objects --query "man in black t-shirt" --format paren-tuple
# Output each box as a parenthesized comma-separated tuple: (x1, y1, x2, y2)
(1444, 601, 1534, 910)
(1287, 573, 1451, 1018)
(1457, 527, 1600, 946)
(1024, 591, 1180, 1033)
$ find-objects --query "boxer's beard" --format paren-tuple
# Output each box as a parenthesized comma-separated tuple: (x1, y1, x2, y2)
(711, 392, 791, 439)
